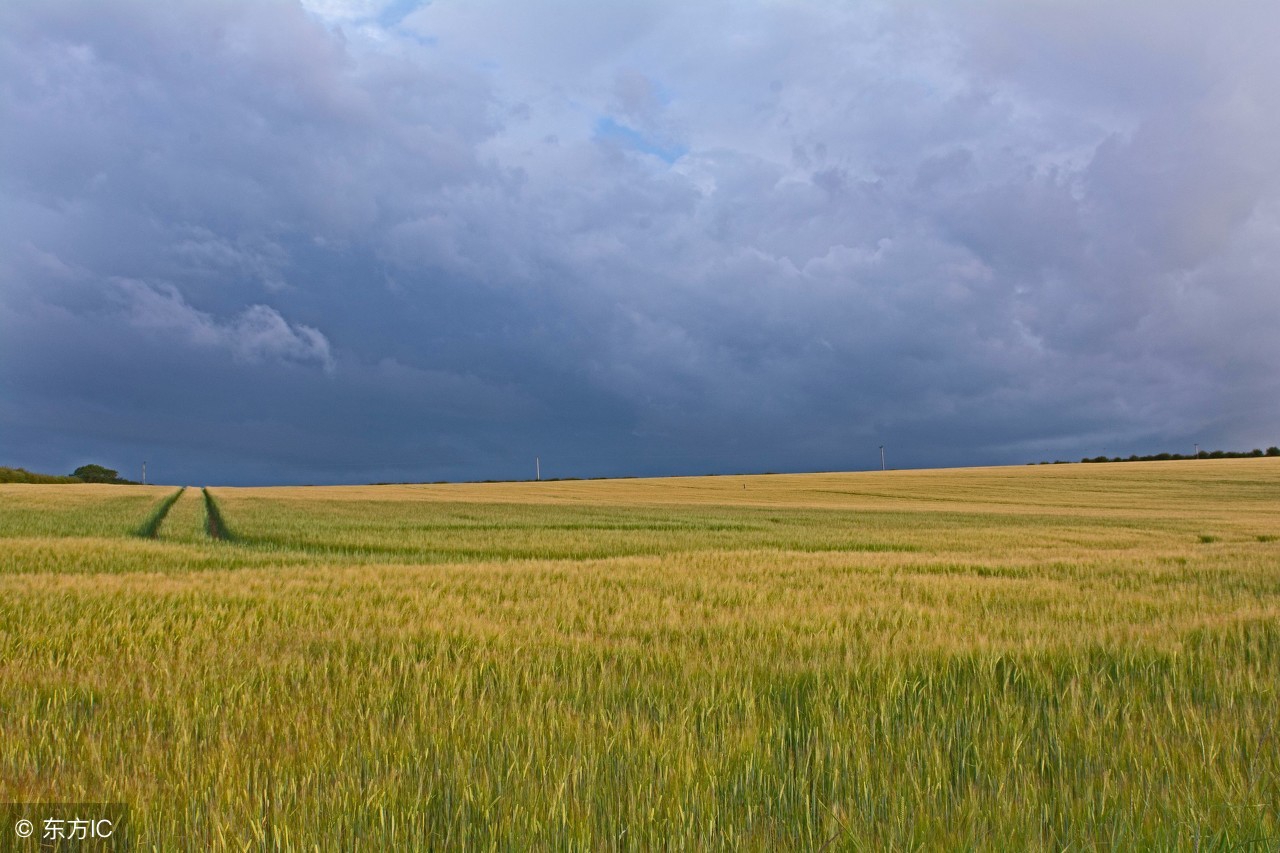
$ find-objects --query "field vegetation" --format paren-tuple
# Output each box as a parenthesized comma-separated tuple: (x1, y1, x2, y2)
(0, 467, 81, 485)
(1, 460, 1278, 848)
(0, 464, 139, 485)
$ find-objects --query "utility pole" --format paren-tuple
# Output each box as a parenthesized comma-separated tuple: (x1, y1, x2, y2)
(880, 446, 886, 471)
(536, 456, 541, 481)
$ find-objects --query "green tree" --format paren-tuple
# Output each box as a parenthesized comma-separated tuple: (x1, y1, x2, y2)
(72, 464, 121, 483)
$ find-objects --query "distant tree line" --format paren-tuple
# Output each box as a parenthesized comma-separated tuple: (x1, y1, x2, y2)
(1081, 447, 1280, 463)
(0, 464, 138, 484)
(1035, 447, 1280, 465)
(0, 467, 82, 484)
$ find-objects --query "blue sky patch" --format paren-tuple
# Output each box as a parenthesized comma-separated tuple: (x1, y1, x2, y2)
(593, 117, 687, 164)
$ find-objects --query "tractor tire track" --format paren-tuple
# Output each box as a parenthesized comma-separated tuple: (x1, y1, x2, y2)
(136, 487, 186, 538)
(202, 488, 233, 541)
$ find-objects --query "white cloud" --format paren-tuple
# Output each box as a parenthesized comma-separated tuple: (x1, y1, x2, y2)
(116, 279, 334, 371)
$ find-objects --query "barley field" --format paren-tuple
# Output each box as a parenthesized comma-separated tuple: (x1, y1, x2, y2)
(1, 460, 1278, 849)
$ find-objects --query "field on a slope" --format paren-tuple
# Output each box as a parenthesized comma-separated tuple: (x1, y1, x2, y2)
(1, 460, 1279, 849)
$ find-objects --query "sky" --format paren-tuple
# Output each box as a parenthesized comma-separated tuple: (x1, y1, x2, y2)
(3, 0, 1279, 485)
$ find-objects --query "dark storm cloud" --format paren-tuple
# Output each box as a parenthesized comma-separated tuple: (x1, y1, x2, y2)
(2, 0, 1278, 484)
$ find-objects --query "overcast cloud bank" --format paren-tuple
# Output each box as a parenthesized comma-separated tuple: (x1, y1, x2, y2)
(2, 0, 1278, 484)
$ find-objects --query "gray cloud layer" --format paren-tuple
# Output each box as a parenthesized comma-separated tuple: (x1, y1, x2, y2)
(3, 0, 1278, 484)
